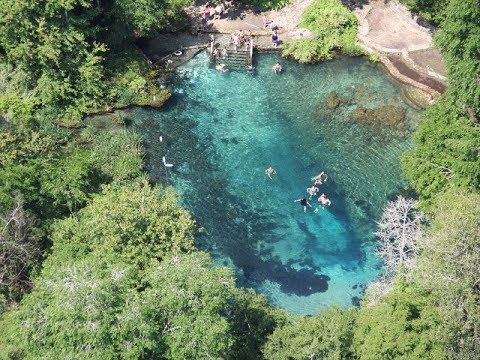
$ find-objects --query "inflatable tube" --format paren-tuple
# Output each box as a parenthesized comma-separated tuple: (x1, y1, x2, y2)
(173, 50, 183, 56)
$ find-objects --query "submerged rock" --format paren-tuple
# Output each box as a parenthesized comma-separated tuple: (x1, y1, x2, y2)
(351, 105, 406, 126)
(325, 91, 349, 109)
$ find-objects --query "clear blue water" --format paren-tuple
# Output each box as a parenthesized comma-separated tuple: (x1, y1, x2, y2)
(129, 52, 418, 315)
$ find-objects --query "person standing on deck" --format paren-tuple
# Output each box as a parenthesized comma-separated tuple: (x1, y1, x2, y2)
(271, 30, 279, 48)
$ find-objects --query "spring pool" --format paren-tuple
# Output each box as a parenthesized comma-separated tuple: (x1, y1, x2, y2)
(130, 52, 418, 314)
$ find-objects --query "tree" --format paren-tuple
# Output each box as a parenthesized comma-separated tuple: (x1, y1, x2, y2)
(0, 196, 40, 301)
(50, 180, 196, 269)
(14, 251, 238, 359)
(375, 196, 425, 278)
(415, 189, 480, 359)
(228, 288, 288, 360)
(124, 253, 236, 359)
(435, 0, 480, 116)
(353, 283, 445, 360)
(401, 102, 480, 205)
(263, 307, 357, 360)
(15, 254, 140, 359)
(108, 0, 190, 38)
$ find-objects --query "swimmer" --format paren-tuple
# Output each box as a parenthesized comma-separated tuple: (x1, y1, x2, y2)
(306, 185, 319, 200)
(311, 171, 328, 184)
(272, 63, 282, 73)
(318, 193, 331, 207)
(246, 64, 255, 72)
(295, 197, 312, 213)
(265, 166, 277, 179)
(215, 63, 228, 72)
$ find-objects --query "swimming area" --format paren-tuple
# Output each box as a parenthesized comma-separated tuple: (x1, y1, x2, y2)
(130, 52, 419, 314)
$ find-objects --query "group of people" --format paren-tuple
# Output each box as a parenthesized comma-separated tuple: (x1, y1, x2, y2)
(203, 2, 225, 23)
(230, 29, 252, 52)
(296, 172, 332, 212)
(272, 63, 282, 73)
(264, 167, 332, 213)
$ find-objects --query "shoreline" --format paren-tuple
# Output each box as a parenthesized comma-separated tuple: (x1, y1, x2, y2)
(141, 0, 447, 106)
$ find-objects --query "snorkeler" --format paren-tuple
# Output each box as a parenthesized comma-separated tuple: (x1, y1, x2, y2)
(272, 63, 282, 73)
(265, 166, 277, 179)
(215, 63, 228, 72)
(295, 197, 312, 213)
(306, 185, 319, 200)
(312, 171, 328, 185)
(318, 193, 331, 207)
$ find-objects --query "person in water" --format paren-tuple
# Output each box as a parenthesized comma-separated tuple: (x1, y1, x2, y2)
(306, 185, 319, 200)
(295, 197, 312, 212)
(265, 166, 276, 179)
(312, 171, 328, 185)
(272, 63, 282, 73)
(216, 63, 228, 72)
(318, 193, 331, 207)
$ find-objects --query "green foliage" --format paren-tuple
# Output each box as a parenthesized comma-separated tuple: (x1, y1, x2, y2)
(281, 0, 363, 63)
(91, 129, 144, 182)
(0, 1, 107, 124)
(263, 307, 357, 360)
(50, 180, 196, 269)
(399, 0, 448, 23)
(229, 288, 289, 360)
(16, 254, 140, 360)
(415, 189, 480, 358)
(133, 253, 236, 359)
(14, 249, 237, 359)
(40, 147, 100, 213)
(237, 0, 290, 11)
(353, 284, 445, 360)
(401, 102, 480, 205)
(434, 0, 480, 114)
(109, 0, 191, 38)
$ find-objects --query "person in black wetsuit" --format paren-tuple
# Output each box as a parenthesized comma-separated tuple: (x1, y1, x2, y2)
(295, 197, 312, 212)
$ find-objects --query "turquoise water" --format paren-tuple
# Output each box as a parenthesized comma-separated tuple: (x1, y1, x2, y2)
(130, 52, 418, 315)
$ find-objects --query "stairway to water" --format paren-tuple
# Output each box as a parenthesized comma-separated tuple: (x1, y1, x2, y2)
(221, 48, 248, 70)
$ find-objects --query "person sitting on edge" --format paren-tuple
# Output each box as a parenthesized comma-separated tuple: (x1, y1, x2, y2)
(265, 166, 276, 179)
(263, 15, 273, 29)
(306, 185, 319, 200)
(318, 193, 331, 207)
(295, 197, 312, 212)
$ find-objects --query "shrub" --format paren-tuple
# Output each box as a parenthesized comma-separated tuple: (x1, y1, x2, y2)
(281, 0, 363, 63)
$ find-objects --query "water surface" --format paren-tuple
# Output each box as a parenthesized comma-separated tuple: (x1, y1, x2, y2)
(130, 52, 418, 314)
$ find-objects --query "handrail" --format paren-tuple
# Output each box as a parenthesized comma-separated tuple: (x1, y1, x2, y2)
(210, 40, 215, 63)
(248, 39, 253, 66)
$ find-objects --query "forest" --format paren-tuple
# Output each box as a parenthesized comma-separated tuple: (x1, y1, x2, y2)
(0, 0, 479, 359)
